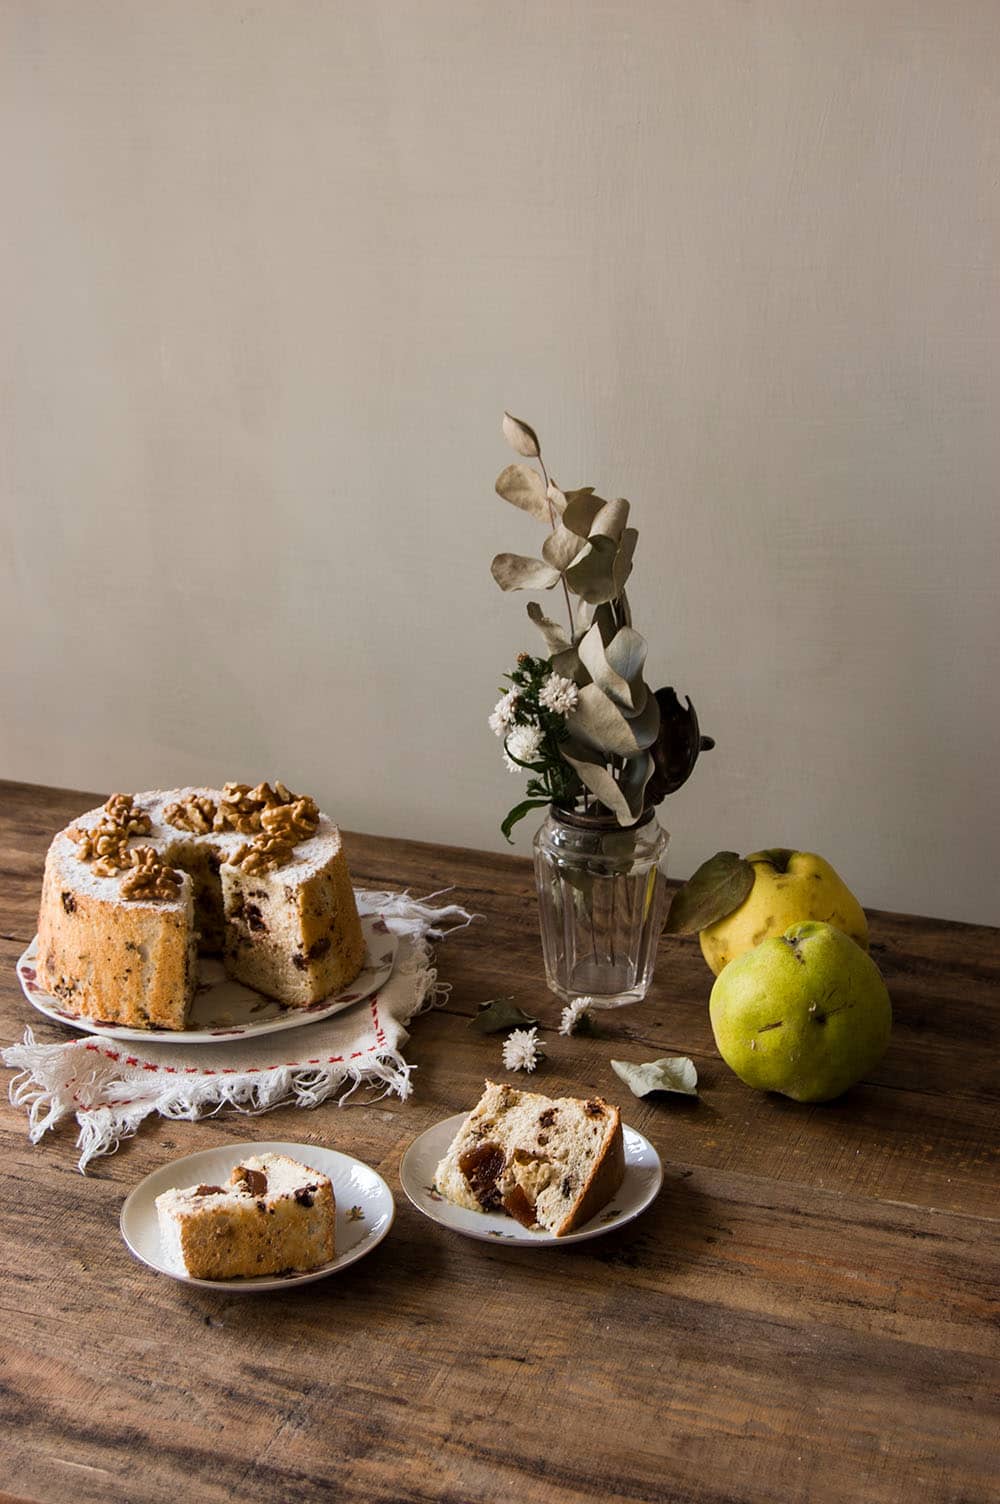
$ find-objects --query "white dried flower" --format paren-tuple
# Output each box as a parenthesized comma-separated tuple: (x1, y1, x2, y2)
(558, 998, 594, 1036)
(539, 673, 580, 716)
(488, 689, 520, 738)
(502, 1026, 544, 1073)
(503, 722, 543, 772)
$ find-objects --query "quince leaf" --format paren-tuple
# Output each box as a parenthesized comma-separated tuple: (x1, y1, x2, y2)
(665, 851, 754, 935)
(470, 996, 538, 1034)
(611, 1056, 698, 1098)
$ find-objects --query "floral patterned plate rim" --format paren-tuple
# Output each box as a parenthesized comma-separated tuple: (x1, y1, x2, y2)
(120, 1139, 395, 1291)
(16, 908, 397, 1045)
(399, 1113, 662, 1246)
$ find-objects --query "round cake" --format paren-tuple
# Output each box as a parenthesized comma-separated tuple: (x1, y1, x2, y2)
(36, 783, 367, 1030)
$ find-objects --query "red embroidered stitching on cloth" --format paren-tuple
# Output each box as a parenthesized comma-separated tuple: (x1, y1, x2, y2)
(78, 993, 386, 1074)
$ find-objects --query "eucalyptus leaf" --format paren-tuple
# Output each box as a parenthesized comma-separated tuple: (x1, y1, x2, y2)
(564, 535, 620, 604)
(526, 601, 571, 654)
(560, 749, 650, 824)
(605, 626, 647, 687)
(562, 492, 606, 539)
(547, 481, 568, 514)
(573, 595, 593, 638)
(491, 552, 561, 592)
(470, 996, 538, 1033)
(495, 463, 550, 522)
(542, 523, 587, 573)
(664, 851, 755, 935)
(592, 602, 617, 646)
(589, 496, 630, 544)
(578, 622, 647, 713)
(612, 528, 638, 595)
(550, 645, 587, 684)
(559, 739, 640, 825)
(619, 749, 655, 817)
(502, 411, 541, 458)
(569, 682, 660, 756)
(611, 1057, 698, 1098)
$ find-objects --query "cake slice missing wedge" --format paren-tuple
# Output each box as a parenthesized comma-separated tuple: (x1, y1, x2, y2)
(435, 1081, 625, 1236)
(156, 1152, 336, 1278)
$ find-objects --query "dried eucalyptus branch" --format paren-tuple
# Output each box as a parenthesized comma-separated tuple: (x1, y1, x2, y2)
(488, 411, 713, 838)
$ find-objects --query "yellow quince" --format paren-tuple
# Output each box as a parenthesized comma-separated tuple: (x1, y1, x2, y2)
(699, 849, 868, 977)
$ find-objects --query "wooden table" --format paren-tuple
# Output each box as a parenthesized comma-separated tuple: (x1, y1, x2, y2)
(1, 780, 998, 1504)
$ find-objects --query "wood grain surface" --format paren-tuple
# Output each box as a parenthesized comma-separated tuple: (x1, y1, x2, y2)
(1, 780, 997, 1504)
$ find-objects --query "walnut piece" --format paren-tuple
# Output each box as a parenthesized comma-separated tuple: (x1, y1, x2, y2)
(67, 821, 131, 873)
(229, 834, 296, 875)
(163, 794, 217, 834)
(259, 796, 319, 843)
(119, 847, 182, 902)
(213, 782, 266, 835)
(102, 793, 152, 837)
(213, 780, 319, 843)
(67, 793, 152, 874)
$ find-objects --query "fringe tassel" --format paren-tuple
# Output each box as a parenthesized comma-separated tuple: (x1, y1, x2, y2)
(5, 1027, 419, 1172)
(360, 887, 477, 940)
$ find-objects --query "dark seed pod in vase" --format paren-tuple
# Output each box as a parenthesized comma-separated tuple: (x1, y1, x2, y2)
(646, 688, 715, 804)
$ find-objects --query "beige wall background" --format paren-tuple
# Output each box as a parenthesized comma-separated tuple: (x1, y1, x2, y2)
(2, 1, 997, 923)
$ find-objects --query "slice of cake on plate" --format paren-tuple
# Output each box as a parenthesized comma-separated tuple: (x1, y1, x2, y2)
(156, 1152, 336, 1278)
(435, 1080, 625, 1236)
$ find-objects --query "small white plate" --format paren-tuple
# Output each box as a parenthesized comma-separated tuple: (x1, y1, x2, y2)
(400, 1113, 662, 1246)
(17, 911, 397, 1044)
(120, 1139, 395, 1290)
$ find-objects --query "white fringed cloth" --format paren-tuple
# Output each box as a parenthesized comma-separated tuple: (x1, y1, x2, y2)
(3, 890, 473, 1173)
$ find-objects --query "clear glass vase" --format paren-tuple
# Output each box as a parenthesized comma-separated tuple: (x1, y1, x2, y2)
(532, 805, 670, 1008)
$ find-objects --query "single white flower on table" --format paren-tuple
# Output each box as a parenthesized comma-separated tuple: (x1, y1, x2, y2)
(559, 998, 594, 1036)
(488, 689, 520, 738)
(538, 673, 580, 716)
(502, 1026, 544, 1073)
(503, 722, 543, 772)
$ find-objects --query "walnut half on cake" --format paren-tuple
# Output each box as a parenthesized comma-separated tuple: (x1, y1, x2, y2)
(156, 1153, 336, 1279)
(435, 1081, 626, 1236)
